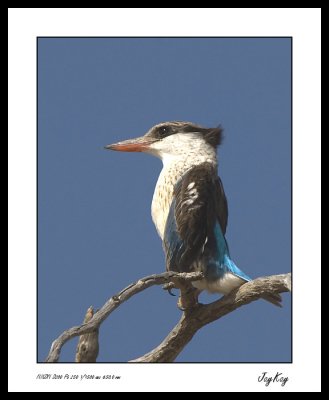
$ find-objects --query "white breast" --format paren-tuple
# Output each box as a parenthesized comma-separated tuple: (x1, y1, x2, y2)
(151, 159, 183, 239)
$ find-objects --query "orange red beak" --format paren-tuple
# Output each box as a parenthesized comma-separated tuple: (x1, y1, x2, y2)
(105, 136, 156, 152)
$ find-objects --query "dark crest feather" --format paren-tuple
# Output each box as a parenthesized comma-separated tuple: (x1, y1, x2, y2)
(204, 126, 223, 148)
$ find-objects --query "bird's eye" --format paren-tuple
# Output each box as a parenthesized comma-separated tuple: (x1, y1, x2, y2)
(159, 126, 171, 136)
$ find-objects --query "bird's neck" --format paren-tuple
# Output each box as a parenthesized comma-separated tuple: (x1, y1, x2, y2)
(151, 149, 218, 239)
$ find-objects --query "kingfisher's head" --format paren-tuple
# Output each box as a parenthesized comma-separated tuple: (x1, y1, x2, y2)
(105, 121, 223, 161)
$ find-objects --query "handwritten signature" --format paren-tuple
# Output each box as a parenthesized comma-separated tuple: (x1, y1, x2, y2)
(258, 372, 288, 387)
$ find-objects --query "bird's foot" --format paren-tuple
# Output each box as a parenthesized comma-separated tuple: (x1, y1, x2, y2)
(163, 282, 176, 296)
(177, 287, 201, 310)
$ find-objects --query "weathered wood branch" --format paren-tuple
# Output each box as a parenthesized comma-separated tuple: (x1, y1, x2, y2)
(131, 273, 291, 362)
(45, 272, 291, 363)
(75, 306, 99, 362)
(45, 271, 203, 362)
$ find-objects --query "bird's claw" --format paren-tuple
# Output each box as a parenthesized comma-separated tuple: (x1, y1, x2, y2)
(163, 283, 176, 296)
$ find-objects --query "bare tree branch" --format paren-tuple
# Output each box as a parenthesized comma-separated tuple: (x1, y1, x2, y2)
(45, 271, 203, 362)
(45, 272, 291, 363)
(75, 306, 99, 362)
(131, 273, 291, 362)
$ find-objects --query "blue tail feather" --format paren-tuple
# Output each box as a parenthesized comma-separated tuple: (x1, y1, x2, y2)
(210, 223, 251, 282)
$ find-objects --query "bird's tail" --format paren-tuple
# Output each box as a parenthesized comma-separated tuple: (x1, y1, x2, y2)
(213, 223, 283, 308)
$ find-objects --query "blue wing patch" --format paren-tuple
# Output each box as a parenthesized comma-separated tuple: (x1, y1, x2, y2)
(164, 202, 251, 282)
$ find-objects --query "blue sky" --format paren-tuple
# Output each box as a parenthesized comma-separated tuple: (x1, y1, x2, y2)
(38, 37, 291, 362)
